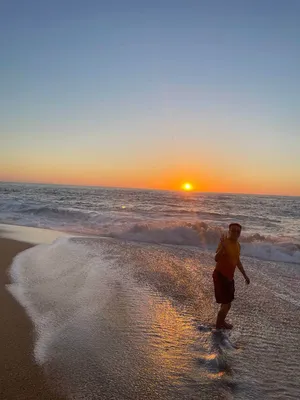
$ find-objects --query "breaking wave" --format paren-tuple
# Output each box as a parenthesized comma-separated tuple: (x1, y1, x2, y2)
(109, 222, 300, 264)
(1, 188, 299, 265)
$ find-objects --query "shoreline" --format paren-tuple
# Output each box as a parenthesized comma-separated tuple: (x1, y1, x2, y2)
(0, 235, 65, 399)
(0, 223, 72, 244)
(0, 224, 299, 398)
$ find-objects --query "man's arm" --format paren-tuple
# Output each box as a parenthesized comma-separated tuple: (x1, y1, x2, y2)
(237, 259, 250, 284)
(215, 245, 225, 262)
(214, 236, 228, 262)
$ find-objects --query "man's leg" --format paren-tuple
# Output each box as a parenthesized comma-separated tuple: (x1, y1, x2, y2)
(216, 302, 232, 329)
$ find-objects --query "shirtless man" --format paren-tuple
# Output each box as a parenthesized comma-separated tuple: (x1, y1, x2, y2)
(213, 223, 250, 329)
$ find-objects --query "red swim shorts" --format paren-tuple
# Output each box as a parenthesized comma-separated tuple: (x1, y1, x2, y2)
(212, 269, 235, 304)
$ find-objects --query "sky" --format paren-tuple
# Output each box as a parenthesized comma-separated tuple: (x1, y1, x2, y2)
(1, 0, 300, 195)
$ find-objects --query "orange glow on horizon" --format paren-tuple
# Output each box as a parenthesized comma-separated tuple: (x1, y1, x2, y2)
(1, 165, 300, 196)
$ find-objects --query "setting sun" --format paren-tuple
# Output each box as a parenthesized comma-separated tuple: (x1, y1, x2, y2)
(181, 182, 193, 191)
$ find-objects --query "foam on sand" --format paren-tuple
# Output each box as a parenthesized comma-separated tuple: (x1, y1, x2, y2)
(6, 236, 300, 399)
(6, 237, 206, 399)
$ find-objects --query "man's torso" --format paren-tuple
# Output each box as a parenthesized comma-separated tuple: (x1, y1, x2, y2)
(215, 238, 240, 280)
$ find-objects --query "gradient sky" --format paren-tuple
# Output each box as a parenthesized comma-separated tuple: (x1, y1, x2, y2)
(1, 0, 300, 195)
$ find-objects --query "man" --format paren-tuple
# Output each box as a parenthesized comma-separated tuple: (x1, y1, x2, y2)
(213, 223, 250, 329)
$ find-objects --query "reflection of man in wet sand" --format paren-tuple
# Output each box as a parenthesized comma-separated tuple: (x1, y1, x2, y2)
(213, 223, 250, 329)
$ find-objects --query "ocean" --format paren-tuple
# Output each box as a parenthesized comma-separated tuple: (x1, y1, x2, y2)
(1, 182, 300, 263)
(2, 182, 300, 399)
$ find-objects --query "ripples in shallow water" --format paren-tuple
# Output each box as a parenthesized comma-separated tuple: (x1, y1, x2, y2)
(7, 237, 300, 399)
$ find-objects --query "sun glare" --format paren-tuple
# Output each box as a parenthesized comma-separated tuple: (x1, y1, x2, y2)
(181, 182, 193, 191)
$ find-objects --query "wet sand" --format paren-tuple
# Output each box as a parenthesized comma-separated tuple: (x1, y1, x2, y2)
(1, 226, 300, 399)
(0, 237, 64, 400)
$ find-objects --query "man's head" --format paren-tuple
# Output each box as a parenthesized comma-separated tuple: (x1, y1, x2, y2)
(228, 223, 242, 240)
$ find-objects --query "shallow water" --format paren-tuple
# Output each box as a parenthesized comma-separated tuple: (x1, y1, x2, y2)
(7, 237, 300, 399)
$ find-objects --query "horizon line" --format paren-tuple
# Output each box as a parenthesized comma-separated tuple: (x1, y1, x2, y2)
(0, 180, 299, 198)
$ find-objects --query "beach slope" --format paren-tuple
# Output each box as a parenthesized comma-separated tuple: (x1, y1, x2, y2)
(0, 238, 63, 400)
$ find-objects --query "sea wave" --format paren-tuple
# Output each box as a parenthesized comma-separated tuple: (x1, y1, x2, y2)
(109, 222, 300, 264)
(22, 205, 96, 218)
(1, 203, 299, 264)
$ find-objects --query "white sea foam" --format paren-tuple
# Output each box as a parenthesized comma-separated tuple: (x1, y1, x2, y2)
(6, 237, 209, 398)
(7, 237, 119, 365)
(6, 235, 300, 399)
(110, 223, 300, 264)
